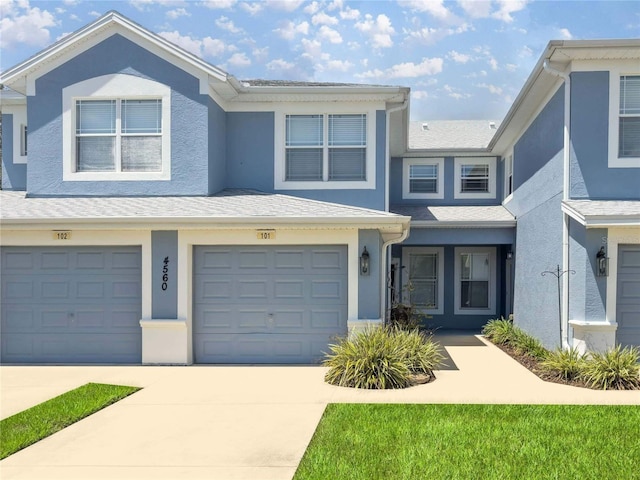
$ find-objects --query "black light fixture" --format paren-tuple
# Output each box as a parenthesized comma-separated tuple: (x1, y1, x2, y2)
(360, 247, 370, 276)
(596, 246, 609, 277)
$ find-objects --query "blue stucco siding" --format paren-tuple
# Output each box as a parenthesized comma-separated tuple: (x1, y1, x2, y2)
(208, 98, 226, 194)
(404, 227, 515, 245)
(152, 231, 178, 319)
(27, 34, 214, 196)
(390, 155, 503, 206)
(1, 114, 27, 190)
(568, 219, 607, 323)
(513, 86, 564, 194)
(359, 229, 382, 319)
(226, 112, 275, 192)
(570, 71, 640, 199)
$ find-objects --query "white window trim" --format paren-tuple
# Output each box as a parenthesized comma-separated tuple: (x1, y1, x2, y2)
(402, 158, 444, 199)
(503, 152, 514, 202)
(401, 247, 444, 315)
(274, 106, 377, 190)
(608, 68, 640, 168)
(62, 74, 171, 181)
(3, 105, 28, 164)
(454, 157, 496, 199)
(454, 246, 496, 315)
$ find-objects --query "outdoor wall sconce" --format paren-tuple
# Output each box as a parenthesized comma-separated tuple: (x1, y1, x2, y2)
(360, 247, 370, 276)
(596, 246, 609, 277)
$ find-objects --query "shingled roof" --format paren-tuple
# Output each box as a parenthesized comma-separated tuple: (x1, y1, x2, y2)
(408, 120, 500, 150)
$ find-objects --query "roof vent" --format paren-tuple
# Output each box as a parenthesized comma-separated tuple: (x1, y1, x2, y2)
(422, 123, 429, 131)
(489, 121, 496, 129)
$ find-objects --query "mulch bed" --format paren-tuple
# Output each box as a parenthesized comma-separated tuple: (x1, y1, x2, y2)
(491, 341, 590, 389)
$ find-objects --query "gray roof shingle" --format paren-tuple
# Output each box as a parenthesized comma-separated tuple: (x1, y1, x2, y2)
(1, 190, 407, 227)
(408, 120, 500, 150)
(390, 205, 515, 226)
(562, 200, 640, 226)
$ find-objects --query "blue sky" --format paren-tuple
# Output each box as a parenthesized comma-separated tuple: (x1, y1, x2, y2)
(1, 0, 639, 120)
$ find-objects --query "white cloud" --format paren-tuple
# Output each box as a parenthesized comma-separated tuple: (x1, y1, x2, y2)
(449, 92, 471, 100)
(325, 59, 353, 72)
(559, 28, 573, 39)
(492, 0, 529, 23)
(359, 57, 443, 79)
(488, 57, 498, 70)
(88, 11, 101, 17)
(327, 0, 343, 11)
(340, 7, 360, 20)
(56, 31, 72, 41)
(216, 16, 243, 34)
(300, 38, 323, 58)
(405, 23, 470, 45)
(476, 82, 503, 95)
(267, 58, 296, 72)
(355, 14, 395, 49)
(505, 63, 517, 72)
(263, 0, 305, 12)
(317, 25, 342, 44)
(402, 0, 462, 25)
(252, 46, 269, 62)
(312, 11, 338, 25)
(519, 45, 534, 57)
(201, 0, 237, 9)
(303, 1, 320, 14)
(274, 20, 309, 40)
(457, 0, 492, 18)
(227, 52, 251, 67)
(159, 30, 203, 56)
(412, 90, 429, 100)
(167, 8, 190, 19)
(448, 50, 471, 63)
(240, 2, 263, 15)
(0, 2, 57, 49)
(202, 37, 226, 57)
(130, 0, 186, 11)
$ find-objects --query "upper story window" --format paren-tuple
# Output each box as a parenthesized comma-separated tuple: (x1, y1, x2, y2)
(76, 99, 162, 172)
(504, 154, 513, 198)
(619, 76, 640, 158)
(454, 157, 496, 199)
(274, 108, 376, 190)
(608, 69, 640, 168)
(63, 74, 171, 182)
(402, 158, 444, 199)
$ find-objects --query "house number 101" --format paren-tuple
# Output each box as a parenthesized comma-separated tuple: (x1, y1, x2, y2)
(161, 256, 169, 291)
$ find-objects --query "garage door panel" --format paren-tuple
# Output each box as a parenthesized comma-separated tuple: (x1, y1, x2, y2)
(617, 245, 640, 348)
(1, 246, 142, 364)
(194, 245, 347, 364)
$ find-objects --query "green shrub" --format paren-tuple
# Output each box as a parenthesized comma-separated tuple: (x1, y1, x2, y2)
(388, 303, 422, 330)
(511, 329, 548, 360)
(580, 345, 640, 390)
(323, 327, 443, 389)
(540, 347, 586, 381)
(481, 317, 516, 345)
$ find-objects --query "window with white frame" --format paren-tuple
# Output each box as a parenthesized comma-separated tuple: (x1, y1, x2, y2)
(285, 114, 366, 182)
(454, 157, 496, 199)
(402, 158, 444, 199)
(505, 154, 513, 198)
(402, 247, 444, 314)
(454, 247, 496, 315)
(618, 75, 640, 158)
(62, 74, 171, 181)
(76, 99, 162, 172)
(609, 69, 640, 168)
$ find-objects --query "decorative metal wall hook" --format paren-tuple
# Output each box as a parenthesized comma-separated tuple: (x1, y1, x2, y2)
(541, 264, 575, 346)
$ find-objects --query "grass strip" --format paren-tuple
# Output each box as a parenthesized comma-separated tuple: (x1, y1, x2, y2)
(294, 403, 640, 480)
(1, 382, 140, 459)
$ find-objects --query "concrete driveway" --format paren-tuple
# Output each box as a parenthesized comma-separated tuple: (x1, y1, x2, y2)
(1, 335, 638, 480)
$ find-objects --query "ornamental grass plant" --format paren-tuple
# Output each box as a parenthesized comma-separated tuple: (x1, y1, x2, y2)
(579, 345, 640, 390)
(540, 347, 587, 381)
(323, 326, 444, 389)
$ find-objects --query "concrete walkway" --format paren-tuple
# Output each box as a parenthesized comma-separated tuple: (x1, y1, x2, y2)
(1, 335, 638, 480)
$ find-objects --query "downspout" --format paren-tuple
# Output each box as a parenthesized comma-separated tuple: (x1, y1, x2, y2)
(380, 225, 410, 325)
(543, 59, 571, 349)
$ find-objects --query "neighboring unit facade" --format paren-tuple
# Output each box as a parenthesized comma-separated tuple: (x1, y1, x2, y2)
(1, 12, 638, 365)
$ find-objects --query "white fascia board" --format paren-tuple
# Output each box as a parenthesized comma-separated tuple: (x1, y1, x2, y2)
(1, 11, 229, 94)
(561, 203, 640, 228)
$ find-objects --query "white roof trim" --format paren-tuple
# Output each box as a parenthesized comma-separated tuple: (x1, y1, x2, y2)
(562, 201, 640, 227)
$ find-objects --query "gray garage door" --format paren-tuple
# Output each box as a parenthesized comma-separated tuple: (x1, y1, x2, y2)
(616, 244, 640, 348)
(1, 246, 142, 364)
(193, 245, 348, 364)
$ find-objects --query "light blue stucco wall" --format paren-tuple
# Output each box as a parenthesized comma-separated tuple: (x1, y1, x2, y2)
(208, 98, 227, 194)
(1, 114, 27, 190)
(389, 155, 503, 206)
(507, 85, 565, 349)
(152, 231, 178, 319)
(27, 34, 214, 196)
(568, 219, 607, 323)
(403, 227, 515, 245)
(570, 71, 640, 199)
(358, 229, 382, 319)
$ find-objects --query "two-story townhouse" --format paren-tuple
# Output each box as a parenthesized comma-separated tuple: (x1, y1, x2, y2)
(0, 11, 410, 365)
(488, 40, 640, 352)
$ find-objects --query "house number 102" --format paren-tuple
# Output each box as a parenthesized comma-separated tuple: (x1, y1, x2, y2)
(161, 256, 169, 291)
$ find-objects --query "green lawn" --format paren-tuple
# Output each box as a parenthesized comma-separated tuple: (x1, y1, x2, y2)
(294, 404, 640, 480)
(0, 382, 140, 460)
